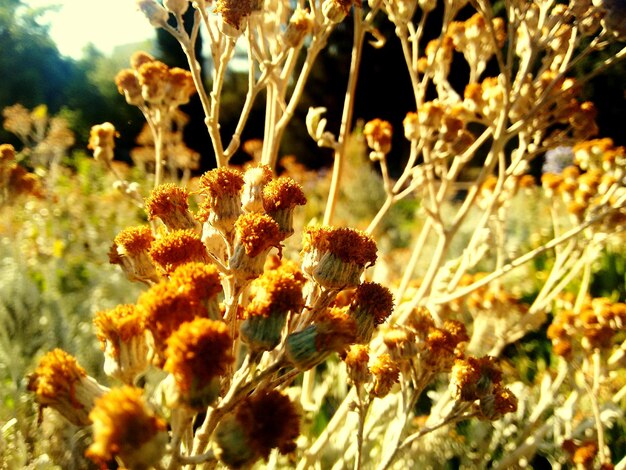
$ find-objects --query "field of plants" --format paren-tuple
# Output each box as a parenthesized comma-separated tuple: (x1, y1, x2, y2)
(1, 0, 626, 469)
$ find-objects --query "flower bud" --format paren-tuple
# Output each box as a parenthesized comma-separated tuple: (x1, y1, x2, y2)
(284, 8, 315, 48)
(286, 308, 356, 370)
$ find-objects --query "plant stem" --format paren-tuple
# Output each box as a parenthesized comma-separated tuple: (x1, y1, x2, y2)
(323, 9, 365, 225)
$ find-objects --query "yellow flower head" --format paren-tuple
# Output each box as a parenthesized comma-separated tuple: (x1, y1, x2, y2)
(86, 386, 167, 469)
(149, 229, 210, 274)
(301, 226, 377, 288)
(138, 280, 208, 361)
(130, 51, 155, 70)
(168, 262, 223, 303)
(450, 355, 503, 402)
(234, 213, 282, 258)
(94, 305, 145, 358)
(343, 344, 371, 385)
(369, 353, 400, 398)
(214, 389, 300, 467)
(27, 349, 105, 426)
(363, 118, 393, 155)
(262, 177, 307, 237)
(164, 318, 233, 395)
(196, 167, 245, 237)
(244, 263, 306, 319)
(138, 61, 170, 103)
(348, 282, 394, 343)
(145, 183, 197, 231)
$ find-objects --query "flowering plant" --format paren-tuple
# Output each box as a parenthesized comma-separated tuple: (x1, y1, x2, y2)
(7, 0, 626, 468)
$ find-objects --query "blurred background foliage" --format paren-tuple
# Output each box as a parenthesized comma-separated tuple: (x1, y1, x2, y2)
(1, 0, 623, 173)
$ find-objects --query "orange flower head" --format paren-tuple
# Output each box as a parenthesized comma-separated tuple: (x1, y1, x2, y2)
(230, 213, 282, 281)
(214, 0, 255, 28)
(0, 143, 16, 163)
(406, 307, 436, 337)
(383, 327, 418, 362)
(234, 212, 282, 257)
(130, 51, 155, 70)
(422, 322, 467, 372)
(146, 183, 197, 231)
(94, 305, 145, 358)
(450, 356, 503, 402)
(198, 167, 245, 200)
(149, 229, 210, 274)
(88, 122, 116, 162)
(262, 177, 307, 237)
(114, 225, 154, 256)
(164, 318, 233, 408)
(344, 344, 371, 385)
(115, 69, 143, 105)
(363, 118, 393, 154)
(478, 384, 518, 420)
(284, 7, 314, 48)
(240, 264, 306, 351)
(403, 112, 420, 140)
(196, 167, 244, 237)
(301, 226, 377, 289)
(86, 386, 167, 469)
(166, 67, 196, 106)
(138, 280, 208, 361)
(137, 61, 170, 103)
(214, 389, 300, 467)
(168, 262, 223, 304)
(244, 264, 306, 319)
(110, 225, 159, 284)
(348, 282, 394, 343)
(27, 349, 106, 426)
(94, 305, 149, 384)
(369, 353, 400, 398)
